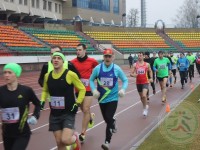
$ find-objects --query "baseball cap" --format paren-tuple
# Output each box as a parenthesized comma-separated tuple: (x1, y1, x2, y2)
(103, 49, 113, 55)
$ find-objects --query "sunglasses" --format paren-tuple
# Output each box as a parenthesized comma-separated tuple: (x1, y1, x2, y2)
(104, 55, 112, 58)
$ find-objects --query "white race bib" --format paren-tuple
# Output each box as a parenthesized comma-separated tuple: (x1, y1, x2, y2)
(1, 107, 20, 123)
(81, 78, 89, 86)
(159, 64, 166, 69)
(137, 68, 145, 74)
(180, 63, 185, 67)
(100, 77, 113, 87)
(50, 96, 65, 109)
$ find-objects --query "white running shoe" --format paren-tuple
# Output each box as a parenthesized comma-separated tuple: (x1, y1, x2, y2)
(143, 105, 149, 117)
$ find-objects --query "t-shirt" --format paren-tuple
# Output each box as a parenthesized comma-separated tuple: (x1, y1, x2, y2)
(153, 57, 171, 77)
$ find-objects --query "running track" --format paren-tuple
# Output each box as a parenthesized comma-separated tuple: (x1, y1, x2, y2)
(0, 66, 200, 150)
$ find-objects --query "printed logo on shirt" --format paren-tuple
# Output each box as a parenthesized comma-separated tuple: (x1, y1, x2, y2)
(18, 94, 23, 99)
(109, 74, 113, 77)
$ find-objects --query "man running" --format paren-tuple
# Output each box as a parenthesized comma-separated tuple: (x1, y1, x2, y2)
(38, 45, 80, 110)
(0, 63, 40, 150)
(131, 52, 153, 116)
(153, 51, 171, 104)
(41, 52, 86, 150)
(90, 48, 128, 150)
(177, 52, 189, 89)
(170, 52, 178, 85)
(71, 43, 98, 143)
(186, 51, 196, 82)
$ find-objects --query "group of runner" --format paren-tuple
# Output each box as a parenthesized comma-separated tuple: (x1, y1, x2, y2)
(0, 48, 199, 150)
(130, 50, 199, 117)
(0, 44, 128, 150)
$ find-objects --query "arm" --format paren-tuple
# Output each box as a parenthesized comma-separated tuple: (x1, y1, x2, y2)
(40, 73, 49, 103)
(130, 63, 137, 77)
(38, 63, 48, 87)
(68, 72, 86, 104)
(89, 67, 99, 92)
(118, 67, 128, 90)
(29, 88, 40, 119)
(147, 63, 153, 81)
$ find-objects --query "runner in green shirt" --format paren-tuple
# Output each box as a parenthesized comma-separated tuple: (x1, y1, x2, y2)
(153, 51, 171, 104)
(186, 52, 196, 82)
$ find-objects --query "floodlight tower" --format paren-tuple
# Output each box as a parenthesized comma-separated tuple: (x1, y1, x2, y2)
(141, 0, 146, 27)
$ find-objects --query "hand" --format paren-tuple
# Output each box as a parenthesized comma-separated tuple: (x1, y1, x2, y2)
(92, 89, 100, 99)
(130, 73, 137, 78)
(27, 116, 37, 125)
(149, 78, 153, 83)
(177, 67, 180, 71)
(71, 103, 79, 113)
(118, 89, 125, 97)
(40, 101, 45, 110)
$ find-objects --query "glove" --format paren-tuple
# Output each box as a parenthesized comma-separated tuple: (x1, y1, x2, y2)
(40, 101, 45, 110)
(118, 89, 125, 97)
(92, 89, 100, 99)
(71, 103, 79, 113)
(27, 116, 37, 125)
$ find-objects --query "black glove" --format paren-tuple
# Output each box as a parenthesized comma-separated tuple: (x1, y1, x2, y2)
(40, 101, 45, 110)
(177, 67, 180, 71)
(71, 103, 79, 113)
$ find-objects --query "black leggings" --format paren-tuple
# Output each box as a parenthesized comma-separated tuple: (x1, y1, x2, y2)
(3, 134, 30, 150)
(188, 65, 194, 80)
(99, 101, 118, 143)
(179, 71, 187, 86)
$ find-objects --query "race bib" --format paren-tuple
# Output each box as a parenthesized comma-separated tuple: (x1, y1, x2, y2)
(159, 64, 166, 69)
(100, 77, 113, 87)
(180, 63, 185, 67)
(137, 68, 145, 74)
(50, 96, 65, 109)
(81, 78, 89, 86)
(1, 107, 20, 123)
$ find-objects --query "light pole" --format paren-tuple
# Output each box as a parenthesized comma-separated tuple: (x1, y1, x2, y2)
(197, 15, 200, 28)
(122, 13, 126, 27)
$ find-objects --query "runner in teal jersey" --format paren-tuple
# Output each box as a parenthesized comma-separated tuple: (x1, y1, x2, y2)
(153, 51, 171, 104)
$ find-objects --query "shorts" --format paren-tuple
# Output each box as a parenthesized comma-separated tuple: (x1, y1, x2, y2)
(75, 91, 93, 97)
(157, 76, 168, 82)
(49, 113, 75, 131)
(137, 84, 149, 92)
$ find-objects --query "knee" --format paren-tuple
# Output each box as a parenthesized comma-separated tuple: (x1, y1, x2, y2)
(81, 105, 90, 114)
(61, 136, 71, 145)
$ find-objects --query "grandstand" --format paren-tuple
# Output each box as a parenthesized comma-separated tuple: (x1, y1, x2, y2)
(0, 0, 200, 58)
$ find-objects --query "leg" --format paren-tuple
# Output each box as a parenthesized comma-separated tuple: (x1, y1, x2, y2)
(3, 136, 15, 150)
(12, 135, 30, 150)
(188, 66, 192, 81)
(159, 78, 168, 103)
(53, 130, 66, 150)
(179, 71, 184, 88)
(99, 101, 118, 144)
(80, 96, 93, 134)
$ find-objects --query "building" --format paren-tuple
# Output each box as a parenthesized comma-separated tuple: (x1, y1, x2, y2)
(0, 0, 126, 25)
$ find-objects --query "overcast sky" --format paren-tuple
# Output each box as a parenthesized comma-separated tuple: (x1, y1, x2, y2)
(126, 0, 185, 27)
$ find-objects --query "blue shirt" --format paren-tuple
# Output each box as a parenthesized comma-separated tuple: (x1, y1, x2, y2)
(177, 57, 189, 71)
(90, 62, 128, 103)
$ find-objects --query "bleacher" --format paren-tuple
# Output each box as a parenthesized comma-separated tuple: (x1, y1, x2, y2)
(0, 25, 48, 55)
(21, 28, 97, 54)
(85, 31, 175, 53)
(166, 32, 200, 51)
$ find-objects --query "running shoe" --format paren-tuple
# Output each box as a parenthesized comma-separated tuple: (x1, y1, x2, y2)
(79, 133, 85, 143)
(88, 113, 95, 128)
(72, 132, 81, 150)
(112, 118, 117, 133)
(153, 90, 156, 95)
(101, 141, 109, 150)
(162, 96, 167, 104)
(143, 105, 149, 117)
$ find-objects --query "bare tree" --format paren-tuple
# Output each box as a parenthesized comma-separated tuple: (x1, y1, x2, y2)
(126, 8, 139, 27)
(174, 0, 200, 28)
